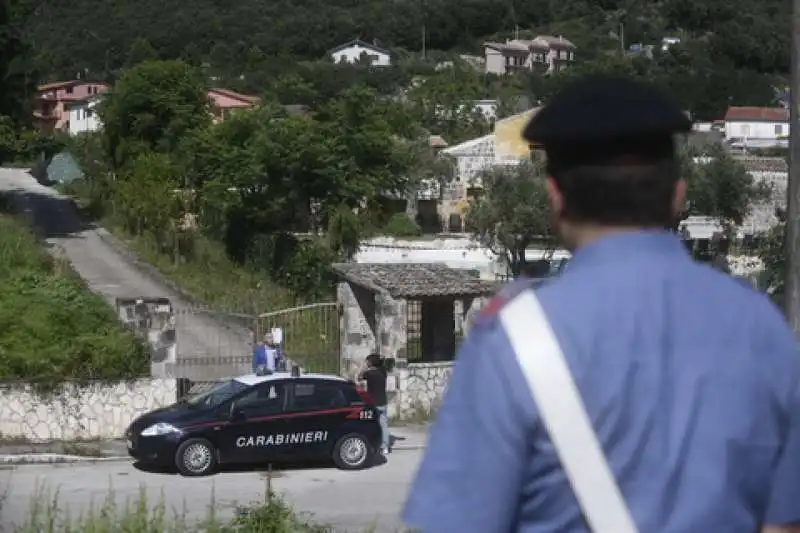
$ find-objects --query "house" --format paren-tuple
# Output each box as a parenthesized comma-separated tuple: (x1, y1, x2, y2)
(66, 94, 103, 135)
(723, 106, 789, 149)
(494, 106, 542, 161)
(483, 35, 575, 75)
(33, 80, 109, 133)
(329, 39, 391, 66)
(207, 88, 260, 123)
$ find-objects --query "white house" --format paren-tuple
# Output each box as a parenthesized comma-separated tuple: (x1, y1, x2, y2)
(724, 106, 789, 149)
(66, 95, 102, 135)
(329, 39, 391, 66)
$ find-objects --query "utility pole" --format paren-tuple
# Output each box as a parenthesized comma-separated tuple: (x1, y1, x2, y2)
(787, 0, 800, 332)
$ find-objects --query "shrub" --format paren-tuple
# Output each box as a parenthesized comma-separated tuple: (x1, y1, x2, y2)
(381, 213, 421, 237)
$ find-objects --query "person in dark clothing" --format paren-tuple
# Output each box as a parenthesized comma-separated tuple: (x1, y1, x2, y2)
(359, 353, 390, 454)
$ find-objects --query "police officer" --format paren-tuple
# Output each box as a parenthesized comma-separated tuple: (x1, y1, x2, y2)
(402, 75, 800, 532)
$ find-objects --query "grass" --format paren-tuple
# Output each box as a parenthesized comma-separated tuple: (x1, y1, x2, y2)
(110, 228, 297, 315)
(1, 482, 418, 533)
(0, 205, 148, 385)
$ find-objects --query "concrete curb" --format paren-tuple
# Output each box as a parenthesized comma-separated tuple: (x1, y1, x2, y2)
(0, 454, 132, 465)
(0, 444, 427, 466)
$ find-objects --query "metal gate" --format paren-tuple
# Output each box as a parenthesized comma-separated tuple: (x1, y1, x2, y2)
(253, 302, 340, 374)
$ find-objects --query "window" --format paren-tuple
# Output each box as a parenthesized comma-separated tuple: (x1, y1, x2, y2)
(775, 124, 783, 136)
(233, 382, 287, 416)
(288, 382, 347, 412)
(407, 299, 422, 361)
(66, 86, 73, 94)
(741, 124, 751, 137)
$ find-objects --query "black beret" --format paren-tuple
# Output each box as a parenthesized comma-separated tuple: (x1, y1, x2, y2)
(522, 75, 692, 145)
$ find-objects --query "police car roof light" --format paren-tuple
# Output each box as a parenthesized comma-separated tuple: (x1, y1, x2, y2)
(255, 367, 274, 377)
(291, 365, 301, 377)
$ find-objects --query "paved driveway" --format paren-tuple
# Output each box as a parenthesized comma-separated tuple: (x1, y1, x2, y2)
(0, 168, 252, 379)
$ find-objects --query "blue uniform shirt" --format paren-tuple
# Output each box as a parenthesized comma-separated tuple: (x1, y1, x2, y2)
(252, 344, 276, 372)
(403, 230, 800, 532)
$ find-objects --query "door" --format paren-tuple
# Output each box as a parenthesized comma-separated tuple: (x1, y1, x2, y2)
(216, 381, 289, 464)
(283, 380, 351, 458)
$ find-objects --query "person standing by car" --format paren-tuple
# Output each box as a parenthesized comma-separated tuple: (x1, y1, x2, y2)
(252, 333, 277, 374)
(359, 353, 390, 455)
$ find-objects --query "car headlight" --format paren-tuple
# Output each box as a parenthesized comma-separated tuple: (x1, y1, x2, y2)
(140, 422, 182, 437)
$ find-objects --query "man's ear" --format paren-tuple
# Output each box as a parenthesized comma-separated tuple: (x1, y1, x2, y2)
(672, 179, 687, 217)
(546, 177, 563, 214)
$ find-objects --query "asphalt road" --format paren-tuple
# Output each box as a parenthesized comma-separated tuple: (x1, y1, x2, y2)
(0, 448, 422, 532)
(0, 168, 252, 379)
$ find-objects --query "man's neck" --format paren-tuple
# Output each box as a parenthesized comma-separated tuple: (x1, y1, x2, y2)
(568, 225, 668, 251)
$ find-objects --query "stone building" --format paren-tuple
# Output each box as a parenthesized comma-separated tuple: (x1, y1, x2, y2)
(333, 263, 496, 418)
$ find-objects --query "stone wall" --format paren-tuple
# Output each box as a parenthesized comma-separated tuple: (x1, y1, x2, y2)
(390, 362, 453, 420)
(338, 281, 407, 379)
(0, 378, 177, 442)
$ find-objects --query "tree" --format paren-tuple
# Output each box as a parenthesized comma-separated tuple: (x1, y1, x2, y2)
(183, 86, 419, 264)
(407, 63, 493, 144)
(112, 152, 183, 254)
(100, 59, 211, 169)
(682, 143, 770, 233)
(124, 37, 159, 68)
(466, 160, 553, 277)
(0, 0, 35, 128)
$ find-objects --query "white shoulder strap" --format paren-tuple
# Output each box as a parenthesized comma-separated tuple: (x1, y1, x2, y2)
(499, 290, 639, 533)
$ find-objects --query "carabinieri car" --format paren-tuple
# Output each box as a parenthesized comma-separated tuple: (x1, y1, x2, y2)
(125, 369, 382, 476)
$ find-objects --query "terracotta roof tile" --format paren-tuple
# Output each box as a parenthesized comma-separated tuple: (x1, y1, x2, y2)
(724, 107, 789, 122)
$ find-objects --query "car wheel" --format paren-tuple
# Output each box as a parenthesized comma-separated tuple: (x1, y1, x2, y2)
(332, 433, 372, 470)
(175, 438, 217, 476)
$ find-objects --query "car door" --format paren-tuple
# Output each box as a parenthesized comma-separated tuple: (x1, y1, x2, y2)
(216, 381, 289, 464)
(283, 380, 351, 459)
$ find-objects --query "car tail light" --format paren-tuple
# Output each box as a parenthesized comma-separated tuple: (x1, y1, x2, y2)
(356, 387, 375, 405)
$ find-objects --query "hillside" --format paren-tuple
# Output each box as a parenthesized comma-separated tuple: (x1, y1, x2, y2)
(17, 0, 789, 84)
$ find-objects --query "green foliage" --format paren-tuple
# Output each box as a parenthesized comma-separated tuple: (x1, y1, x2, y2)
(113, 152, 182, 252)
(682, 144, 771, 233)
(0, 115, 68, 166)
(16, 486, 338, 532)
(466, 160, 553, 276)
(327, 205, 363, 259)
(407, 62, 494, 144)
(100, 60, 211, 168)
(382, 213, 422, 237)
(0, 210, 147, 383)
(16, 0, 787, 121)
(0, 1, 36, 128)
(125, 37, 160, 68)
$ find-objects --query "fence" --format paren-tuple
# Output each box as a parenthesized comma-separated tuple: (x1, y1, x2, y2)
(138, 301, 339, 381)
(253, 302, 340, 374)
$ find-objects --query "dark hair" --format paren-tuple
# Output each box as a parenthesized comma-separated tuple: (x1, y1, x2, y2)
(366, 353, 383, 367)
(549, 157, 680, 227)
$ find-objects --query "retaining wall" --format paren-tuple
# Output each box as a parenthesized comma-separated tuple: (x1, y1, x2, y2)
(0, 378, 176, 442)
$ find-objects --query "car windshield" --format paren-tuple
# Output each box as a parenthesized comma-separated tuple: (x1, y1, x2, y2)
(183, 379, 250, 409)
